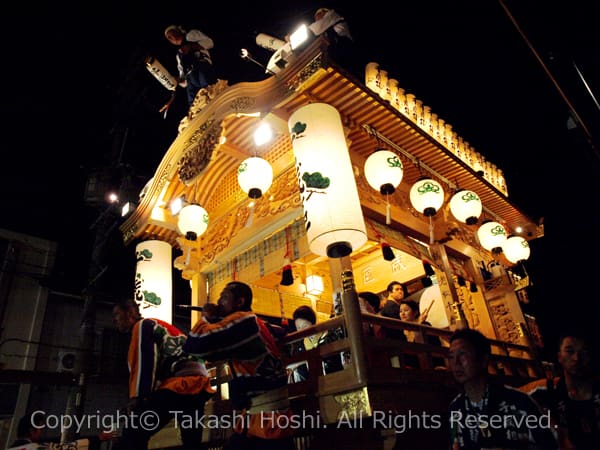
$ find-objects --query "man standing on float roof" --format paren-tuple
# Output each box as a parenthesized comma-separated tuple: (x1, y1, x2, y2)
(164, 24, 217, 108)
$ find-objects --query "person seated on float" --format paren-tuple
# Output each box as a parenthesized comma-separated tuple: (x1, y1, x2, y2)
(398, 300, 440, 345)
(359, 291, 381, 313)
(376, 281, 408, 340)
(399, 299, 445, 369)
(358, 291, 381, 336)
(286, 305, 345, 381)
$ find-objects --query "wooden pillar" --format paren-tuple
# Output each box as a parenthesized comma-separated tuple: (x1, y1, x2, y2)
(329, 256, 368, 385)
(429, 243, 468, 329)
(190, 272, 208, 326)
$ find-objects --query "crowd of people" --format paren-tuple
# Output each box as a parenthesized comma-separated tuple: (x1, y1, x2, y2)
(10, 8, 598, 449)
(12, 279, 598, 450)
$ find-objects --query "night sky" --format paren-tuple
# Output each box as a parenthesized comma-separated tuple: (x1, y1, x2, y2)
(2, 1, 599, 356)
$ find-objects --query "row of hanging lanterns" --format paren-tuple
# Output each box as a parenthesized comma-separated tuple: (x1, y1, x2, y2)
(175, 103, 529, 270)
(363, 148, 531, 265)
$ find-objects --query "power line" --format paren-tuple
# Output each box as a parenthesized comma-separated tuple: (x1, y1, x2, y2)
(498, 0, 599, 160)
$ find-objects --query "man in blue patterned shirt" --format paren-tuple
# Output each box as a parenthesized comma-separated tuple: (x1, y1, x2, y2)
(447, 328, 558, 449)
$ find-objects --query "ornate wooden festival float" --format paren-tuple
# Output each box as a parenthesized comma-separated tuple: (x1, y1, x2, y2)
(121, 31, 545, 449)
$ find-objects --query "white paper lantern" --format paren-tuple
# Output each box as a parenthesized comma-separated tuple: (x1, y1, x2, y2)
(306, 274, 324, 295)
(502, 235, 531, 264)
(409, 177, 445, 216)
(364, 149, 404, 194)
(477, 220, 507, 253)
(288, 103, 367, 257)
(407, 285, 449, 329)
(177, 204, 209, 240)
(449, 189, 482, 225)
(134, 240, 172, 323)
(237, 156, 273, 198)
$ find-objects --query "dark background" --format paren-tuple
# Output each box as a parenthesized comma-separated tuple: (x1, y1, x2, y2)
(2, 1, 599, 359)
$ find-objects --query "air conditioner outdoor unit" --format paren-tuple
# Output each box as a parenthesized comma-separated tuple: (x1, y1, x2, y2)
(57, 351, 76, 372)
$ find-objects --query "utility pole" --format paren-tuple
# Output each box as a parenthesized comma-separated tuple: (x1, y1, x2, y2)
(60, 41, 161, 442)
(61, 200, 119, 443)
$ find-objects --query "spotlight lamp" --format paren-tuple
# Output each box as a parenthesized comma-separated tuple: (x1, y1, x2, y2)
(502, 235, 530, 264)
(253, 122, 274, 147)
(289, 24, 310, 51)
(177, 204, 209, 241)
(477, 220, 507, 254)
(449, 189, 482, 225)
(237, 156, 273, 199)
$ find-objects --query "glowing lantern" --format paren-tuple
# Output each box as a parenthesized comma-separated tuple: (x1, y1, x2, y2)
(364, 149, 403, 194)
(409, 177, 444, 216)
(364, 149, 404, 224)
(306, 274, 324, 295)
(449, 189, 482, 225)
(477, 220, 507, 254)
(177, 204, 209, 240)
(288, 103, 367, 258)
(134, 240, 173, 323)
(502, 235, 531, 264)
(237, 156, 273, 199)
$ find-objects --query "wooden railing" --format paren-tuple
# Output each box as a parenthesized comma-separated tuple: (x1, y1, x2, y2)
(279, 312, 543, 390)
(149, 312, 544, 449)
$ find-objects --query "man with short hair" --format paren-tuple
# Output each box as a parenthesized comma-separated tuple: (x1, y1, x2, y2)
(112, 299, 213, 450)
(183, 281, 295, 450)
(164, 24, 217, 108)
(447, 328, 558, 449)
(377, 281, 408, 339)
(520, 330, 599, 449)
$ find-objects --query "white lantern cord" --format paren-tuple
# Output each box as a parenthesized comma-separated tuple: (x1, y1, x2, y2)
(386, 196, 391, 225)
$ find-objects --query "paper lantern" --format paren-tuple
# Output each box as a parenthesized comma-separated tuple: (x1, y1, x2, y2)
(177, 204, 209, 240)
(364, 149, 404, 224)
(237, 156, 273, 199)
(134, 240, 172, 323)
(145, 57, 177, 92)
(409, 177, 445, 216)
(406, 285, 449, 329)
(364, 149, 403, 195)
(502, 235, 531, 264)
(477, 220, 507, 253)
(306, 274, 324, 295)
(288, 103, 367, 257)
(449, 189, 482, 225)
